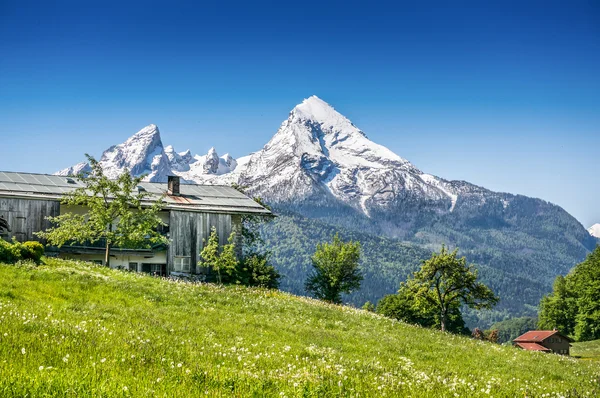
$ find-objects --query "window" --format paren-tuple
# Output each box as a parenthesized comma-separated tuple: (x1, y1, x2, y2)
(151, 264, 162, 273)
(128, 262, 138, 272)
(174, 256, 191, 273)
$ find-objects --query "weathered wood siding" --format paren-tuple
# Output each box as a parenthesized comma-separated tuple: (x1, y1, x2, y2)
(0, 197, 60, 242)
(168, 211, 241, 274)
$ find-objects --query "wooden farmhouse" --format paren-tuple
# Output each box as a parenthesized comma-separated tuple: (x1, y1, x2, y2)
(513, 330, 573, 355)
(0, 171, 271, 276)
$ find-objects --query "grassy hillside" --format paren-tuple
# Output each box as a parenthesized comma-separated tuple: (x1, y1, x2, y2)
(1, 259, 598, 397)
(572, 340, 600, 361)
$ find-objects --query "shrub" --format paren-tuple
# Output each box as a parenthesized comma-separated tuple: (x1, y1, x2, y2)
(238, 253, 280, 289)
(0, 239, 22, 263)
(21, 241, 45, 263)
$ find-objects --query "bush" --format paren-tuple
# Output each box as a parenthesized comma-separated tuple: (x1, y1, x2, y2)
(0, 239, 44, 264)
(238, 253, 280, 289)
(21, 241, 45, 263)
(0, 239, 21, 263)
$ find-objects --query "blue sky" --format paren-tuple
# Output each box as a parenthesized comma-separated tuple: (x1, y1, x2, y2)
(0, 0, 598, 226)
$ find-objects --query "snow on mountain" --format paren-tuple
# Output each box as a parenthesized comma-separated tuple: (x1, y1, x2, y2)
(56, 161, 92, 177)
(588, 223, 600, 238)
(55, 96, 490, 215)
(164, 145, 194, 172)
(57, 125, 239, 184)
(236, 95, 467, 214)
(57, 124, 172, 182)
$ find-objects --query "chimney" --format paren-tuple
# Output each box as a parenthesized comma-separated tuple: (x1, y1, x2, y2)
(168, 175, 180, 196)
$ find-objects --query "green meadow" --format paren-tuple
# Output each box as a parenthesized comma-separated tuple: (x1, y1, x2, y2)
(0, 258, 598, 397)
(572, 340, 600, 362)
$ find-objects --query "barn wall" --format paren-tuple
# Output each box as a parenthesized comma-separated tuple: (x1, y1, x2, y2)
(168, 211, 238, 275)
(543, 337, 571, 355)
(0, 197, 60, 242)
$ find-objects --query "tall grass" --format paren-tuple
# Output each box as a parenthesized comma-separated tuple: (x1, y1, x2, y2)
(572, 340, 600, 362)
(0, 258, 598, 397)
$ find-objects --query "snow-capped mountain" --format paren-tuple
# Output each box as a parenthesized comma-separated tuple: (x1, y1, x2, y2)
(588, 223, 600, 238)
(57, 96, 482, 216)
(57, 125, 237, 184)
(56, 124, 171, 182)
(237, 96, 470, 213)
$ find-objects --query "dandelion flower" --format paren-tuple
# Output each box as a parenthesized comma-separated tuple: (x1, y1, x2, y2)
(21, 348, 26, 355)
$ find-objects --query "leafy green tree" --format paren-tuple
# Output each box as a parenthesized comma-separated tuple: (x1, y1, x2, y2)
(538, 276, 577, 335)
(572, 246, 600, 341)
(305, 233, 362, 304)
(36, 154, 167, 266)
(377, 288, 469, 334)
(539, 246, 600, 341)
(199, 227, 239, 284)
(405, 246, 498, 332)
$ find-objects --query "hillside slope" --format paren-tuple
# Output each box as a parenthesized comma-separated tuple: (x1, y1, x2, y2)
(0, 259, 598, 397)
(572, 339, 600, 361)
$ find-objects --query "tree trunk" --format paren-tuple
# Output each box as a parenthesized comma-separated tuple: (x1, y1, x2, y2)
(105, 223, 112, 267)
(104, 240, 110, 267)
(440, 309, 447, 332)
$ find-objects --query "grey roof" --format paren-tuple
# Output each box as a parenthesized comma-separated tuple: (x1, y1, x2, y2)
(0, 171, 272, 216)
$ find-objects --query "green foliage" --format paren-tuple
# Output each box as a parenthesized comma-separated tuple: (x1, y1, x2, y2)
(305, 234, 362, 304)
(199, 227, 239, 284)
(0, 238, 23, 263)
(1, 258, 598, 397)
(376, 289, 469, 335)
(200, 227, 280, 288)
(0, 239, 44, 264)
(20, 241, 45, 263)
(489, 316, 538, 344)
(237, 253, 280, 289)
(403, 246, 498, 332)
(538, 246, 600, 341)
(361, 301, 375, 312)
(36, 155, 167, 266)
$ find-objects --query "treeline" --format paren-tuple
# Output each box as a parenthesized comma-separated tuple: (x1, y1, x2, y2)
(538, 246, 600, 341)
